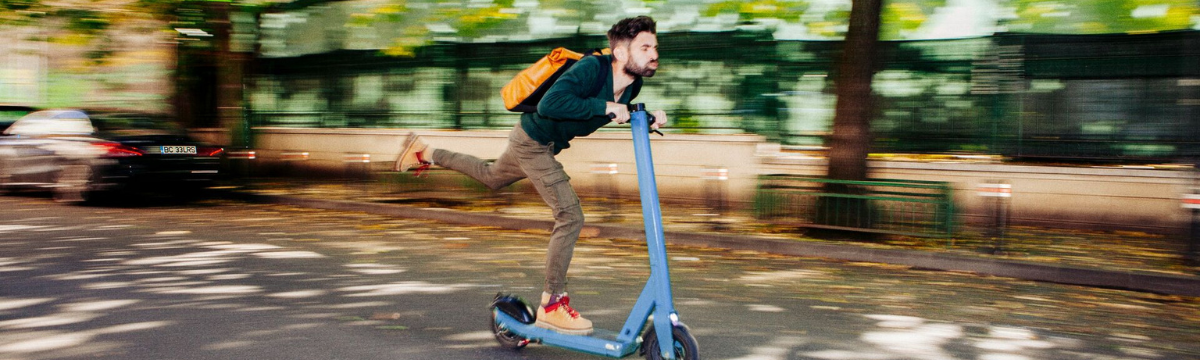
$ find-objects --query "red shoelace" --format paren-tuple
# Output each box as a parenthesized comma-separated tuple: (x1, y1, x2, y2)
(543, 296, 580, 319)
(413, 151, 432, 177)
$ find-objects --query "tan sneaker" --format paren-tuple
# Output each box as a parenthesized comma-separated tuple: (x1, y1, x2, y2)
(393, 133, 430, 173)
(535, 292, 593, 335)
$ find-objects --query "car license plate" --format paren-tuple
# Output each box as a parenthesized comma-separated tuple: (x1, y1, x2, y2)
(161, 146, 197, 154)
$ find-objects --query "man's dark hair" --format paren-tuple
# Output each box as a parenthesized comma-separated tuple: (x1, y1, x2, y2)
(607, 16, 656, 48)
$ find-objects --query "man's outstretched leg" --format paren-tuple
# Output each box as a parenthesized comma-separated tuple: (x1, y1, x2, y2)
(395, 132, 528, 190)
(394, 127, 592, 335)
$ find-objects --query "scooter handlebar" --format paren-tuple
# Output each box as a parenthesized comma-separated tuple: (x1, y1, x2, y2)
(607, 103, 662, 136)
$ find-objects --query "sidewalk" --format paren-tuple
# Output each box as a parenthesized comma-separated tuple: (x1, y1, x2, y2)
(222, 178, 1200, 297)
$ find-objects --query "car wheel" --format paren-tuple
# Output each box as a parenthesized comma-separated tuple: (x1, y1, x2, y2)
(53, 163, 93, 203)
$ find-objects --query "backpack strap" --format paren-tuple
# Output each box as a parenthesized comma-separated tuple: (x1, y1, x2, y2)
(590, 53, 610, 99)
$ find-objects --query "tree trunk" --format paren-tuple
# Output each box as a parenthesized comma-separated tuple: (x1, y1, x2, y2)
(815, 0, 883, 235)
(827, 0, 883, 182)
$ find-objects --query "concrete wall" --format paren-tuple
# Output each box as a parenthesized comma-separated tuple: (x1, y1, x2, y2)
(191, 127, 1199, 234)
(881, 162, 1194, 232)
(762, 157, 1196, 233)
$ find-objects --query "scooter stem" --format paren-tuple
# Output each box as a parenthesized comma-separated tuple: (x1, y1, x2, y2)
(629, 104, 679, 358)
(629, 105, 669, 274)
(628, 103, 667, 280)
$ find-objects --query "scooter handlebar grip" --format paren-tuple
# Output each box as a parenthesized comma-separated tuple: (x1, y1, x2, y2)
(616, 104, 662, 135)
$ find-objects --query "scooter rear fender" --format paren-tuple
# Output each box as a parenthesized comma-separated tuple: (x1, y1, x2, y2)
(490, 293, 535, 324)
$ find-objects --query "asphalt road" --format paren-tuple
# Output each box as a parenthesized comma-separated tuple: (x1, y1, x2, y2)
(0, 196, 1197, 360)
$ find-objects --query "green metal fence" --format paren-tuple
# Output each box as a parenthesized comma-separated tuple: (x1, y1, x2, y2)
(754, 175, 956, 238)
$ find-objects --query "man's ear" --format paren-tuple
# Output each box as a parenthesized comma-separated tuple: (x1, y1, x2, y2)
(611, 45, 628, 62)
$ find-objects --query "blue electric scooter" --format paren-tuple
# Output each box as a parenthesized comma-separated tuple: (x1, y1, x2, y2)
(489, 104, 698, 360)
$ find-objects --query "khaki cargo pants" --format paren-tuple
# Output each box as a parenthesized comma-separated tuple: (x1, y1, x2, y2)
(429, 123, 583, 294)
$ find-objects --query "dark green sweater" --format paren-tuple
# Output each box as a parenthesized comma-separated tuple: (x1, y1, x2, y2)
(520, 54, 642, 154)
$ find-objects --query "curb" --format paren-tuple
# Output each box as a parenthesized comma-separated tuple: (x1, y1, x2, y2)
(228, 192, 1200, 297)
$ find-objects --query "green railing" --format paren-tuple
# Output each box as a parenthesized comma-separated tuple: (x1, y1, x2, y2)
(754, 175, 956, 238)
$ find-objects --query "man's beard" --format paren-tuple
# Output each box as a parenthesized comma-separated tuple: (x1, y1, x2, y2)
(624, 61, 657, 77)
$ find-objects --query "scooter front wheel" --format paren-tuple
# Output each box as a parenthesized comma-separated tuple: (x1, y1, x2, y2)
(642, 323, 699, 360)
(489, 310, 529, 350)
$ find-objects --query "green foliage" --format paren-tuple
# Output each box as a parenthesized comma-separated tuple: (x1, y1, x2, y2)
(3, 0, 188, 61)
(1, 0, 38, 10)
(676, 114, 702, 134)
(1007, 0, 1198, 34)
(432, 3, 519, 39)
(703, 0, 809, 21)
(361, 0, 528, 57)
(880, 1, 946, 39)
(134, 0, 188, 21)
(59, 9, 111, 34)
(85, 46, 115, 66)
(1, 0, 44, 26)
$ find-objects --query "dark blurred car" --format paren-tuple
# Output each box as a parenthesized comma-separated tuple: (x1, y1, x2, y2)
(0, 109, 224, 203)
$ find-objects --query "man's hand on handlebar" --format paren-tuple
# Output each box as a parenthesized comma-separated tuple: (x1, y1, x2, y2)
(606, 102, 630, 124)
(650, 110, 667, 130)
(607, 103, 667, 135)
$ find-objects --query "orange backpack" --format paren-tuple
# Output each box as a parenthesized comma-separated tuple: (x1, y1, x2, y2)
(501, 47, 610, 113)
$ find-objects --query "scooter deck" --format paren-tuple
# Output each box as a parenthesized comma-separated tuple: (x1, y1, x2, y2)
(587, 328, 628, 342)
(496, 311, 642, 358)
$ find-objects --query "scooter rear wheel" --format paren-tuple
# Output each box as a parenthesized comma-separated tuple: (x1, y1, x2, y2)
(489, 310, 528, 349)
(642, 323, 698, 360)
